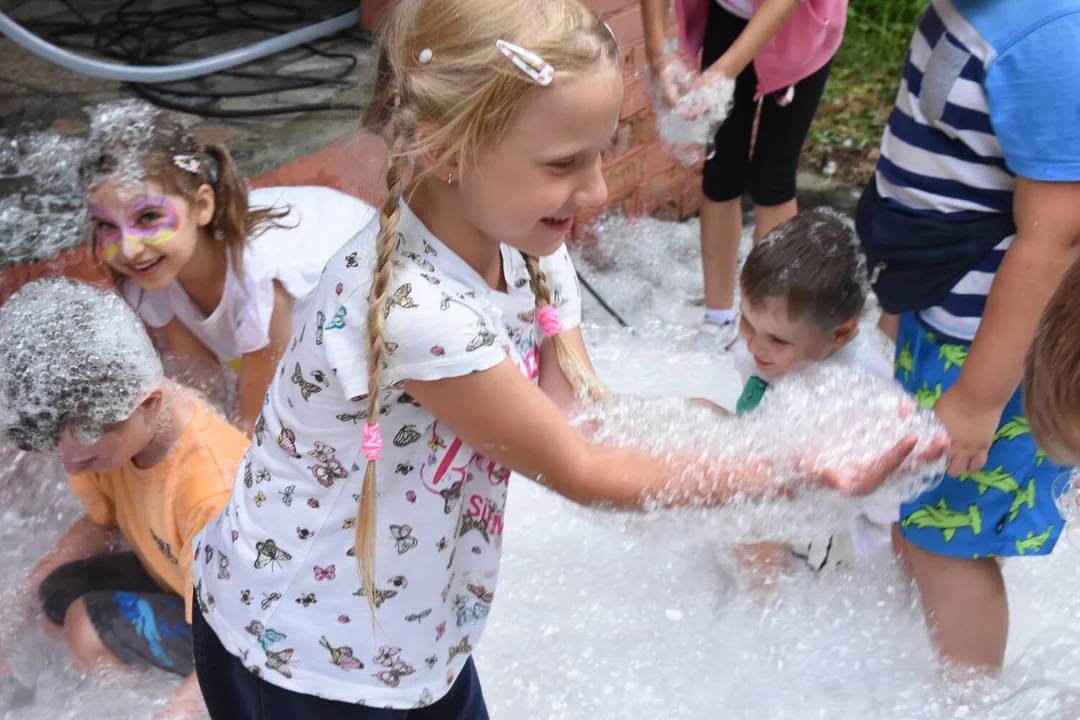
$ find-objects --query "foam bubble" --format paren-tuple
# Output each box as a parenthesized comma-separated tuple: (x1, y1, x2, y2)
(648, 58, 735, 166)
(0, 278, 163, 453)
(80, 99, 161, 194)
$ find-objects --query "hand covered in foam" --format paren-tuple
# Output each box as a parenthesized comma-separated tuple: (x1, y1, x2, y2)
(646, 55, 735, 166)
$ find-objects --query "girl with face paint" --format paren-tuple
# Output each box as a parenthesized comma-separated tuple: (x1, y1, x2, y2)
(79, 101, 375, 436)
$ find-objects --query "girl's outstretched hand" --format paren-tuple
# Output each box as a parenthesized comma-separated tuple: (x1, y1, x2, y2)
(818, 434, 950, 497)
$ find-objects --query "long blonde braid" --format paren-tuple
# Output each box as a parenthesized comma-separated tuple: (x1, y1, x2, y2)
(355, 105, 413, 619)
(523, 253, 605, 402)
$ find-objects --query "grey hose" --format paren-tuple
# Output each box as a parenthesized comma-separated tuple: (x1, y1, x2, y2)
(0, 9, 359, 83)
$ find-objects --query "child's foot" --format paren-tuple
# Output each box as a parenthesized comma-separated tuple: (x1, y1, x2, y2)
(693, 319, 739, 353)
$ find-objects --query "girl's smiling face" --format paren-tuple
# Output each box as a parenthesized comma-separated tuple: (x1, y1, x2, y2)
(89, 180, 213, 289)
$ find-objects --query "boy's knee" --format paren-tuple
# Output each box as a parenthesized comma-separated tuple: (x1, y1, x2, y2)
(62, 598, 108, 669)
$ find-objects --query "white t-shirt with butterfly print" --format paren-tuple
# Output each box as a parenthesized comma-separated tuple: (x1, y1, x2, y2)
(193, 201, 582, 708)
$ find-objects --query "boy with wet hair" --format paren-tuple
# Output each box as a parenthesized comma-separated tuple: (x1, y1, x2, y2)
(0, 278, 247, 719)
(714, 209, 897, 575)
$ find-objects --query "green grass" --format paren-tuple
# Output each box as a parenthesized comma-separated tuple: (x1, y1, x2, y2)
(803, 0, 931, 184)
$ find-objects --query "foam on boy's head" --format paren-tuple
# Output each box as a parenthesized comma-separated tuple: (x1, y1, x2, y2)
(741, 208, 868, 331)
(0, 278, 163, 453)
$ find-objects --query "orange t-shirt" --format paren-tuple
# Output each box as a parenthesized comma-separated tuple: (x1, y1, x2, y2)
(69, 391, 247, 622)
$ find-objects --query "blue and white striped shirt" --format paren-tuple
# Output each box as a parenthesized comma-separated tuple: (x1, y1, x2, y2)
(874, 0, 1080, 341)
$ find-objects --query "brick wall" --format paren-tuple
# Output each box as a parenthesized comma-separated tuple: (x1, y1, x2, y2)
(576, 0, 702, 242)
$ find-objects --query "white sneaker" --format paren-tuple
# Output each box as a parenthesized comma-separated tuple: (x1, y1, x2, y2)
(693, 319, 739, 353)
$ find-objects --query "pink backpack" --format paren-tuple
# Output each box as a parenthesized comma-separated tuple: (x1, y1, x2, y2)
(673, 0, 848, 101)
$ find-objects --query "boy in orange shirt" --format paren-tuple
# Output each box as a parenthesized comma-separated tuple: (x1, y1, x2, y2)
(0, 278, 247, 719)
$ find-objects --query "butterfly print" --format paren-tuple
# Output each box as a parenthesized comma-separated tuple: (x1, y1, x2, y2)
(447, 636, 473, 663)
(517, 310, 536, 324)
(320, 636, 363, 670)
(514, 276, 530, 289)
(393, 425, 422, 447)
(405, 608, 431, 623)
(307, 498, 320, 509)
(441, 575, 454, 604)
(436, 621, 447, 641)
(374, 645, 402, 667)
(338, 615, 350, 623)
(430, 346, 445, 356)
(390, 524, 418, 554)
(425, 656, 437, 670)
(468, 584, 494, 604)
(458, 515, 489, 543)
(455, 601, 489, 627)
(398, 391, 421, 407)
(384, 284, 418, 317)
(265, 648, 294, 678)
(231, 530, 239, 542)
(296, 527, 314, 540)
(336, 410, 366, 424)
(405, 490, 417, 503)
(436, 537, 449, 552)
(308, 442, 335, 462)
(420, 273, 441, 285)
(439, 294, 452, 311)
(315, 310, 325, 345)
(386, 342, 399, 355)
(291, 363, 322, 401)
(342, 517, 356, 530)
(439, 480, 464, 514)
(314, 565, 336, 581)
(277, 427, 301, 458)
(471, 546, 482, 555)
(310, 369, 330, 386)
(204, 546, 214, 564)
(280, 485, 295, 506)
(244, 464, 253, 488)
(353, 585, 398, 609)
(240, 589, 251, 605)
(335, 283, 343, 295)
(310, 458, 348, 489)
(217, 554, 231, 580)
(466, 326, 497, 352)
(325, 306, 347, 331)
(253, 491, 266, 508)
(254, 539, 291, 571)
(255, 469, 271, 484)
(346, 252, 358, 268)
(261, 592, 282, 611)
(194, 581, 209, 615)
(245, 621, 287, 651)
(296, 593, 317, 607)
(423, 239, 438, 256)
(376, 660, 416, 688)
(254, 414, 267, 445)
(401, 250, 434, 272)
(446, 548, 457, 570)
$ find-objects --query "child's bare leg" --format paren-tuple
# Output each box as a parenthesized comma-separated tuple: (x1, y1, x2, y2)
(878, 313, 900, 342)
(62, 598, 125, 670)
(735, 541, 794, 600)
(900, 535, 1008, 671)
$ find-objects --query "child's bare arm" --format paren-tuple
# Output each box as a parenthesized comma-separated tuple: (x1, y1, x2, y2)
(236, 282, 294, 436)
(935, 178, 1080, 475)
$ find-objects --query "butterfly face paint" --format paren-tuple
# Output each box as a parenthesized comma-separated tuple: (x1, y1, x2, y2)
(91, 194, 181, 262)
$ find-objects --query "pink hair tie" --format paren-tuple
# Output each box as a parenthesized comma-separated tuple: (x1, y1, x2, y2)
(362, 422, 382, 461)
(537, 305, 563, 337)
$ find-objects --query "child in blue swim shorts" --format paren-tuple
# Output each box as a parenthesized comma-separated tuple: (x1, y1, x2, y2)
(856, 0, 1080, 672)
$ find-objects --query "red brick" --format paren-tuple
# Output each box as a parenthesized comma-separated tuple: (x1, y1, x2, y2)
(602, 150, 644, 198)
(630, 113, 659, 147)
(620, 78, 649, 119)
(622, 42, 647, 82)
(640, 141, 677, 179)
(589, 0, 636, 17)
(604, 120, 634, 163)
(639, 164, 689, 210)
(605, 7, 645, 49)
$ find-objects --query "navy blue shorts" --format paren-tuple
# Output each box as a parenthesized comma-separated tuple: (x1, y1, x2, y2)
(192, 602, 490, 719)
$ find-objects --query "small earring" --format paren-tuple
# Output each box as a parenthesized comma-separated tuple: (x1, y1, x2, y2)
(446, 172, 453, 184)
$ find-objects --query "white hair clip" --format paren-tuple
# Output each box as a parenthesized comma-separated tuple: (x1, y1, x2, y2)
(173, 154, 202, 174)
(418, 48, 433, 64)
(496, 39, 554, 86)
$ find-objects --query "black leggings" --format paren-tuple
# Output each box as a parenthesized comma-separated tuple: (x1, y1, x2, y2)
(701, 2, 832, 206)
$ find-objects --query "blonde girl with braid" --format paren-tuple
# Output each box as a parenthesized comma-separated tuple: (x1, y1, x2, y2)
(190, 0, 943, 716)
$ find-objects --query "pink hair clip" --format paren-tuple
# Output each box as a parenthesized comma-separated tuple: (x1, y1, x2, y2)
(496, 40, 554, 86)
(537, 305, 563, 337)
(362, 422, 382, 461)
